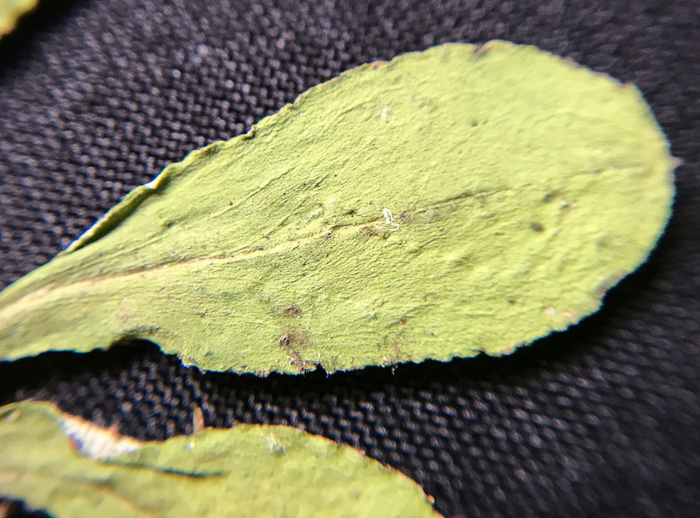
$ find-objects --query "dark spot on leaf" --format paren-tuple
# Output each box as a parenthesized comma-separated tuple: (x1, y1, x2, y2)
(387, 339, 407, 361)
(279, 329, 310, 372)
(361, 226, 387, 239)
(542, 192, 556, 203)
(530, 222, 545, 233)
(508, 299, 516, 305)
(279, 329, 308, 348)
(282, 306, 302, 318)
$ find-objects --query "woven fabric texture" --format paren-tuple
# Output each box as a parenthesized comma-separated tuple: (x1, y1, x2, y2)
(0, 1, 699, 516)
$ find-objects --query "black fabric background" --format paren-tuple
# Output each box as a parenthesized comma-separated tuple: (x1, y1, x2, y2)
(0, 1, 699, 516)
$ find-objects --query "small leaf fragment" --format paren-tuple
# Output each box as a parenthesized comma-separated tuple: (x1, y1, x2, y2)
(0, 41, 675, 374)
(0, 0, 39, 38)
(0, 401, 441, 517)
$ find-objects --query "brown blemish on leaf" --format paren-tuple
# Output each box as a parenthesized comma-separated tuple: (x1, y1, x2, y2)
(389, 341, 407, 362)
(541, 192, 557, 203)
(388, 315, 411, 329)
(282, 306, 302, 318)
(381, 331, 412, 364)
(371, 60, 388, 69)
(530, 222, 545, 233)
(279, 329, 308, 348)
(361, 226, 389, 239)
(279, 329, 310, 372)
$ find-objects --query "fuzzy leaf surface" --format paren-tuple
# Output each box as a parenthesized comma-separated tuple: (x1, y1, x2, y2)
(0, 41, 674, 374)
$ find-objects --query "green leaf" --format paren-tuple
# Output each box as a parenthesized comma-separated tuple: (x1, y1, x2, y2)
(0, 0, 39, 37)
(0, 401, 441, 517)
(0, 41, 674, 374)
